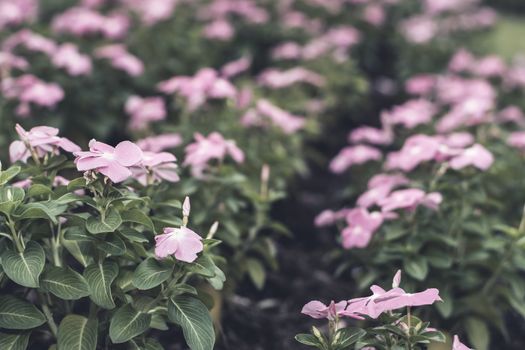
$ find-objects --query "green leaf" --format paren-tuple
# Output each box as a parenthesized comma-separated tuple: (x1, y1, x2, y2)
(0, 296, 45, 330)
(132, 258, 173, 290)
(57, 315, 97, 350)
(0, 166, 21, 186)
(62, 239, 94, 267)
(83, 261, 119, 309)
(186, 255, 216, 278)
(109, 304, 151, 344)
(97, 235, 126, 256)
(121, 209, 155, 231)
(27, 184, 53, 198)
(246, 258, 266, 290)
(67, 178, 86, 192)
(86, 208, 122, 234)
(41, 267, 90, 300)
(336, 327, 366, 348)
(295, 334, 320, 347)
(0, 331, 30, 350)
(168, 296, 215, 350)
(403, 256, 428, 281)
(0, 187, 25, 215)
(466, 317, 489, 350)
(14, 202, 67, 224)
(2, 241, 45, 288)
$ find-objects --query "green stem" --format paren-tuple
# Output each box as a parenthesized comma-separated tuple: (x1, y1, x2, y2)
(39, 295, 58, 337)
(7, 217, 24, 252)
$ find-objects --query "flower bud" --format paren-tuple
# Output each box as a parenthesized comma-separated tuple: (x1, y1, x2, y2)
(183, 196, 191, 217)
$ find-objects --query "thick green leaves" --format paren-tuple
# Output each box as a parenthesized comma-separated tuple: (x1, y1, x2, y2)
(132, 258, 172, 290)
(0, 187, 25, 215)
(0, 166, 21, 186)
(1, 241, 45, 288)
(109, 304, 151, 344)
(246, 258, 266, 290)
(403, 256, 428, 281)
(0, 296, 45, 330)
(121, 209, 155, 231)
(83, 261, 119, 309)
(168, 296, 215, 350)
(466, 317, 489, 350)
(57, 315, 97, 350)
(86, 208, 122, 234)
(41, 267, 90, 300)
(0, 331, 30, 350)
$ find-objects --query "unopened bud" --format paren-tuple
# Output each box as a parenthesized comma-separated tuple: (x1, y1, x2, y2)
(182, 196, 191, 217)
(392, 269, 402, 288)
(207, 221, 219, 239)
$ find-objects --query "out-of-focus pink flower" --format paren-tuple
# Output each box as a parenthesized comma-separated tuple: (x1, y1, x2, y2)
(405, 74, 436, 95)
(357, 174, 409, 209)
(0, 52, 29, 71)
(3, 30, 56, 55)
(301, 300, 358, 320)
(314, 210, 337, 227)
(95, 44, 144, 76)
(348, 126, 393, 145)
(330, 145, 382, 173)
(236, 87, 253, 110)
(473, 55, 506, 77)
(508, 132, 525, 150)
(453, 335, 473, 350)
(121, 0, 178, 25)
(9, 124, 80, 163)
(448, 49, 475, 72)
(382, 99, 436, 129)
(155, 226, 203, 263)
(158, 68, 236, 111)
(0, 0, 38, 29)
(449, 144, 494, 171)
(221, 56, 251, 78)
(51, 43, 92, 76)
(386, 134, 441, 172)
(203, 20, 234, 41)
(131, 151, 179, 185)
(363, 4, 385, 26)
(443, 132, 474, 149)
(400, 16, 437, 44)
(378, 188, 442, 212)
(74, 140, 143, 183)
(258, 67, 325, 89)
(271, 42, 302, 60)
(497, 106, 525, 126)
(125, 96, 166, 130)
(242, 100, 305, 134)
(52, 7, 129, 39)
(136, 133, 183, 152)
(341, 208, 384, 249)
(184, 132, 244, 176)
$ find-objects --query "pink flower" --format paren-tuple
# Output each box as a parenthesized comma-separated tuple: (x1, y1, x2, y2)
(3, 30, 56, 55)
(314, 210, 337, 227)
(400, 16, 437, 44)
(348, 126, 393, 145)
(382, 99, 436, 129)
(449, 144, 494, 171)
(0, 0, 38, 29)
(341, 208, 384, 249)
(52, 7, 129, 39)
(386, 134, 441, 172)
(51, 43, 92, 76)
(301, 300, 350, 320)
(405, 74, 436, 96)
(95, 44, 144, 76)
(453, 335, 473, 350)
(508, 132, 525, 150)
(448, 49, 475, 72)
(2, 75, 64, 115)
(378, 188, 442, 213)
(203, 20, 234, 41)
(184, 132, 244, 176)
(74, 140, 143, 183)
(155, 227, 203, 263)
(131, 152, 179, 186)
(9, 124, 80, 163)
(330, 145, 382, 173)
(271, 42, 302, 60)
(125, 96, 166, 130)
(121, 0, 177, 25)
(136, 133, 183, 152)
(258, 68, 325, 89)
(242, 100, 305, 134)
(221, 56, 251, 78)
(497, 106, 525, 126)
(473, 55, 506, 77)
(363, 4, 385, 26)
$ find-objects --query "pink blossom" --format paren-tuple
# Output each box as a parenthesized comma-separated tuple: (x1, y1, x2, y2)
(52, 7, 129, 39)
(242, 100, 305, 134)
(221, 56, 251, 78)
(382, 99, 436, 129)
(448, 49, 475, 72)
(121, 0, 177, 25)
(348, 126, 393, 145)
(473, 55, 506, 77)
(3, 30, 56, 55)
(314, 210, 337, 227)
(74, 140, 143, 183)
(95, 44, 144, 76)
(184, 132, 244, 176)
(51, 43, 92, 76)
(508, 132, 525, 150)
(341, 208, 384, 249)
(125, 96, 166, 130)
(405, 74, 436, 96)
(155, 227, 203, 263)
(0, 0, 38, 29)
(258, 68, 325, 89)
(400, 16, 437, 44)
(136, 133, 183, 152)
(443, 132, 474, 149)
(158, 68, 236, 111)
(453, 335, 473, 350)
(363, 4, 385, 26)
(131, 152, 179, 186)
(330, 145, 382, 173)
(497, 106, 525, 126)
(386, 134, 441, 172)
(357, 174, 410, 209)
(0, 52, 29, 71)
(271, 42, 302, 60)
(301, 301, 355, 320)
(449, 144, 494, 171)
(9, 124, 80, 163)
(378, 188, 442, 213)
(203, 20, 234, 41)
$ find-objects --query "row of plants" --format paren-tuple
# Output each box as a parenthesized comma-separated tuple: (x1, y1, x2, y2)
(0, 0, 511, 349)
